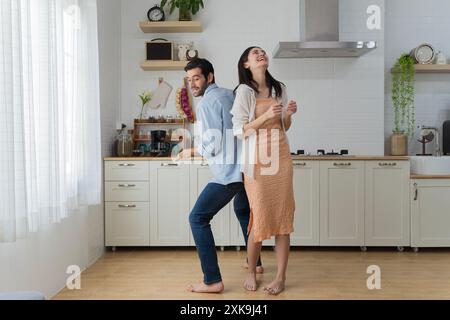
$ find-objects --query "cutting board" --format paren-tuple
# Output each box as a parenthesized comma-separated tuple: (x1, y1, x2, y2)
(148, 80, 173, 109)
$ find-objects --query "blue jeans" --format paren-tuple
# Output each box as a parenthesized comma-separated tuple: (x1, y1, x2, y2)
(189, 182, 261, 284)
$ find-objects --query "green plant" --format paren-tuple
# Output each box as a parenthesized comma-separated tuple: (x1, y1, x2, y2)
(160, 0, 204, 16)
(391, 53, 415, 137)
(138, 90, 152, 120)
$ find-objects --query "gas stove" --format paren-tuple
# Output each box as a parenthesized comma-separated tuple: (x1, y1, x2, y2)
(291, 149, 355, 157)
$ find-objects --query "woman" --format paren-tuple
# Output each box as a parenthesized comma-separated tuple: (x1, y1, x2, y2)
(231, 46, 298, 295)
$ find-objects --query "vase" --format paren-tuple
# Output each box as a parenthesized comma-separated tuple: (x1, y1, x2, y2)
(179, 7, 191, 21)
(390, 132, 408, 156)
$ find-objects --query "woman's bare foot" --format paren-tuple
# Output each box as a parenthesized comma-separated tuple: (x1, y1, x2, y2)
(187, 281, 224, 293)
(263, 278, 285, 295)
(243, 273, 257, 291)
(243, 262, 264, 274)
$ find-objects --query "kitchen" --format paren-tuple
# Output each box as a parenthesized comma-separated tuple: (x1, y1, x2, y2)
(1, 0, 450, 303)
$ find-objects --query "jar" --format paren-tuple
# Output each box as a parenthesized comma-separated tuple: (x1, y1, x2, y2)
(117, 130, 134, 157)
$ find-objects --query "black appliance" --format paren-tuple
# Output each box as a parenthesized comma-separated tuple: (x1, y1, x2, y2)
(444, 120, 450, 156)
(150, 130, 171, 157)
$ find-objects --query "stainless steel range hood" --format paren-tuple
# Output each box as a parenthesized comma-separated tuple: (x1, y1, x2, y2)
(273, 0, 377, 58)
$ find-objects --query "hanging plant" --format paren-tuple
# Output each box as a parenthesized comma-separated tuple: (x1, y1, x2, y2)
(391, 53, 415, 138)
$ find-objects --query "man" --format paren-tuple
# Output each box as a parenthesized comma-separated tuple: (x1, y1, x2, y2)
(178, 58, 262, 293)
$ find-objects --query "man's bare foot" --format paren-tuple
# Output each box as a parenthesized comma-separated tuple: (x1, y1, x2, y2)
(243, 273, 257, 291)
(187, 281, 224, 293)
(243, 262, 264, 274)
(263, 278, 285, 295)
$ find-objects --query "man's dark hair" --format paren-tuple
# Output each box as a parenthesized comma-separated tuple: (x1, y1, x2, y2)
(185, 58, 215, 83)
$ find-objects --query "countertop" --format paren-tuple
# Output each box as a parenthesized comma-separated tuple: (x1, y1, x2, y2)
(104, 155, 411, 161)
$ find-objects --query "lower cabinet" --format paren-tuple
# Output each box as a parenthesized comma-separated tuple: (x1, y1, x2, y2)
(411, 179, 450, 248)
(149, 161, 190, 246)
(291, 161, 320, 246)
(320, 161, 365, 246)
(105, 202, 150, 246)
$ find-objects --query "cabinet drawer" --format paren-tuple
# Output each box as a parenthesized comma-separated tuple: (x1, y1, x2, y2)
(105, 182, 149, 202)
(105, 202, 150, 246)
(105, 161, 149, 181)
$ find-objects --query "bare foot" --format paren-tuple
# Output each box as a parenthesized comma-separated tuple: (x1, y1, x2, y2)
(243, 273, 257, 292)
(187, 281, 224, 293)
(243, 262, 265, 274)
(263, 278, 285, 295)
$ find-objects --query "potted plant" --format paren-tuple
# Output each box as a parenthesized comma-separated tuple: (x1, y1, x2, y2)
(391, 53, 415, 155)
(137, 90, 153, 122)
(160, 0, 204, 21)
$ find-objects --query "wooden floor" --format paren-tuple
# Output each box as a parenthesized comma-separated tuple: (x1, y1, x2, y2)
(54, 247, 450, 300)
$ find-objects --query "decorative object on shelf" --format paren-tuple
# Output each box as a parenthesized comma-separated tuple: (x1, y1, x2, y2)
(146, 38, 173, 61)
(391, 53, 415, 156)
(147, 5, 165, 21)
(176, 78, 195, 123)
(186, 48, 199, 61)
(177, 42, 193, 61)
(435, 51, 447, 65)
(160, 0, 205, 21)
(410, 43, 435, 64)
(138, 90, 153, 121)
(148, 78, 173, 110)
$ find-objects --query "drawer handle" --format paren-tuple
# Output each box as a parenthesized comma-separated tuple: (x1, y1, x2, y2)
(293, 162, 307, 166)
(118, 163, 135, 167)
(161, 163, 179, 167)
(333, 162, 352, 167)
(378, 162, 397, 167)
(118, 204, 137, 208)
(118, 184, 136, 188)
(201, 163, 209, 167)
(413, 183, 418, 201)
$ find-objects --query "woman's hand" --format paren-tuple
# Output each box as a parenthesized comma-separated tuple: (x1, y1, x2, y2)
(286, 100, 298, 117)
(264, 103, 283, 121)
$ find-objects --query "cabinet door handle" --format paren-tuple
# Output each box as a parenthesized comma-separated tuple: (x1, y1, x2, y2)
(333, 162, 352, 167)
(161, 163, 179, 167)
(118, 163, 135, 167)
(118, 204, 137, 208)
(378, 162, 397, 167)
(413, 183, 418, 201)
(293, 162, 307, 167)
(118, 184, 136, 188)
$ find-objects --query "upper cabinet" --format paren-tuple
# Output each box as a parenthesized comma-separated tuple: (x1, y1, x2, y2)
(139, 21, 203, 33)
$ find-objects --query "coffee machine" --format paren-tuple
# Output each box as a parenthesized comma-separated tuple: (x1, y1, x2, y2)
(150, 130, 171, 157)
(444, 120, 450, 155)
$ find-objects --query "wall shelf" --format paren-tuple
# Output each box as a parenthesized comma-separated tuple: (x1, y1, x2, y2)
(391, 64, 450, 73)
(139, 21, 202, 33)
(140, 60, 188, 71)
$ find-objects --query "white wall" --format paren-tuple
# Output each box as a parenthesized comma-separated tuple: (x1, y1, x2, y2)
(0, 0, 120, 299)
(120, 0, 385, 155)
(385, 0, 450, 155)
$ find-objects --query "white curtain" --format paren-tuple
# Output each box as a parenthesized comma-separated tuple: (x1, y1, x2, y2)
(0, 0, 101, 242)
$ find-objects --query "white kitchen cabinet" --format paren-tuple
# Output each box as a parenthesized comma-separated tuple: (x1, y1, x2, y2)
(149, 161, 190, 246)
(105, 160, 150, 248)
(364, 161, 410, 247)
(105, 202, 150, 246)
(320, 161, 365, 246)
(291, 161, 320, 246)
(189, 163, 230, 247)
(411, 179, 450, 248)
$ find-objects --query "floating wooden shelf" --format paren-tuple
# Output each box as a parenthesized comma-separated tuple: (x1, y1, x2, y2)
(134, 122, 185, 125)
(391, 64, 450, 73)
(140, 60, 187, 71)
(139, 21, 202, 33)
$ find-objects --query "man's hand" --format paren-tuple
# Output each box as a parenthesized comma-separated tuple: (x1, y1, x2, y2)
(175, 148, 195, 161)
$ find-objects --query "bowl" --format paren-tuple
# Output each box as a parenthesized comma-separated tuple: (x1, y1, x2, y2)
(132, 150, 144, 157)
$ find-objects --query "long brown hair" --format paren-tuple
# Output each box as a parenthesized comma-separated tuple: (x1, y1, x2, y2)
(234, 46, 284, 98)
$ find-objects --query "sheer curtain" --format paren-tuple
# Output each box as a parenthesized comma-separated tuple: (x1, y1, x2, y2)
(0, 0, 101, 242)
